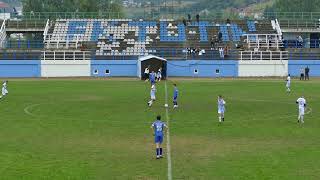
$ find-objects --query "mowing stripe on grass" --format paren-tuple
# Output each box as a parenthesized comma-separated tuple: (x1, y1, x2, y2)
(164, 80, 172, 180)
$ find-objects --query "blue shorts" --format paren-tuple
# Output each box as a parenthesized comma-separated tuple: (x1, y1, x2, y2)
(218, 107, 225, 114)
(154, 135, 164, 144)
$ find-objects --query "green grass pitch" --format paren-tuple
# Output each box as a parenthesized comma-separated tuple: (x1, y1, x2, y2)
(0, 78, 319, 179)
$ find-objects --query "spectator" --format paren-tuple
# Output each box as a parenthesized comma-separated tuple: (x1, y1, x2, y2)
(196, 14, 200, 23)
(226, 18, 231, 24)
(182, 18, 187, 26)
(305, 66, 310, 80)
(187, 47, 191, 54)
(219, 47, 224, 59)
(218, 32, 222, 43)
(224, 45, 229, 58)
(210, 37, 215, 50)
(297, 36, 303, 47)
(192, 47, 196, 54)
(188, 14, 191, 23)
(300, 68, 305, 81)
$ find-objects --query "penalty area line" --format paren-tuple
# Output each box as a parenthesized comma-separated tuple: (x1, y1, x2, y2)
(164, 80, 172, 180)
(24, 104, 41, 117)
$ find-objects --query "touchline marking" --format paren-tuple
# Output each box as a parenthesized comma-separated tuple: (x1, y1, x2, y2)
(164, 80, 172, 180)
(24, 104, 41, 117)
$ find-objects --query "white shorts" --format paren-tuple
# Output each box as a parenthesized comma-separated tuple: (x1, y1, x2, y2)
(2, 87, 8, 96)
(151, 95, 156, 100)
(299, 107, 305, 116)
(286, 82, 290, 88)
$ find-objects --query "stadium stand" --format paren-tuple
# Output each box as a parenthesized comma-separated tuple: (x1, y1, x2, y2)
(3, 17, 319, 61)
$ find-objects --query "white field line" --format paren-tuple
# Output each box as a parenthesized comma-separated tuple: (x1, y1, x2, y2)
(24, 104, 41, 117)
(164, 81, 172, 180)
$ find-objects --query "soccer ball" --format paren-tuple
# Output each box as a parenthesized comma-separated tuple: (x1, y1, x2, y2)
(164, 104, 169, 108)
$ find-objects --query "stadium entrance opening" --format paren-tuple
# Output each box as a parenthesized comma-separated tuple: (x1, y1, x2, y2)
(138, 55, 167, 80)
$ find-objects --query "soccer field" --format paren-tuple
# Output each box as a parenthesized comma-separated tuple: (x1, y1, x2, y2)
(0, 78, 319, 179)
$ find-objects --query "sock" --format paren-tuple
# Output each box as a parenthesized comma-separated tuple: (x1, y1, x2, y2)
(219, 116, 222, 122)
(301, 116, 304, 123)
(156, 148, 159, 156)
(160, 148, 163, 156)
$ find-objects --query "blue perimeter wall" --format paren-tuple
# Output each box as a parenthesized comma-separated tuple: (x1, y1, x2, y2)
(91, 60, 137, 77)
(0, 60, 40, 77)
(167, 60, 238, 77)
(288, 60, 320, 77)
(0, 59, 320, 77)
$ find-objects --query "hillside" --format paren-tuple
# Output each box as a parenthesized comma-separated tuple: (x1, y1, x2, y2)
(124, 0, 276, 18)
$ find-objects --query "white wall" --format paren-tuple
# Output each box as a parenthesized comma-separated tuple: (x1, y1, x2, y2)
(238, 60, 288, 77)
(41, 60, 91, 77)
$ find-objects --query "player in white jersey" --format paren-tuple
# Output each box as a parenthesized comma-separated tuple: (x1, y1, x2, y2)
(0, 80, 8, 99)
(148, 85, 157, 107)
(156, 68, 162, 82)
(296, 96, 307, 124)
(286, 74, 291, 92)
(217, 95, 226, 123)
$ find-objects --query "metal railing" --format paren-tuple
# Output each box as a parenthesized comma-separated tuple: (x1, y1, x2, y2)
(0, 20, 6, 48)
(263, 12, 320, 20)
(283, 39, 320, 48)
(240, 51, 289, 61)
(6, 20, 47, 30)
(94, 48, 238, 60)
(244, 34, 283, 50)
(20, 12, 123, 20)
(42, 51, 91, 60)
(5, 40, 44, 49)
(279, 19, 320, 29)
(0, 52, 42, 60)
(0, 49, 318, 60)
(44, 34, 82, 49)
(3, 11, 320, 21)
(43, 19, 50, 41)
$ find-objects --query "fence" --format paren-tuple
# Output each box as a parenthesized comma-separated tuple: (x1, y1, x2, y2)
(240, 51, 288, 61)
(5, 40, 44, 49)
(6, 20, 47, 30)
(0, 20, 6, 48)
(0, 49, 319, 60)
(5, 12, 320, 21)
(42, 51, 91, 60)
(278, 19, 320, 29)
(283, 39, 320, 48)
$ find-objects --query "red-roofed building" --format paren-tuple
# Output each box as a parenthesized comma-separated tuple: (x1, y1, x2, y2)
(0, 2, 9, 8)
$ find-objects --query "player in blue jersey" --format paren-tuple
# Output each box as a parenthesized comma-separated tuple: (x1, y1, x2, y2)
(173, 84, 179, 109)
(151, 115, 167, 159)
(218, 95, 226, 123)
(150, 71, 156, 85)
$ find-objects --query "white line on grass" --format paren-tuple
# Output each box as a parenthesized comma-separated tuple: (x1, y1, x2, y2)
(164, 80, 172, 180)
(24, 104, 41, 117)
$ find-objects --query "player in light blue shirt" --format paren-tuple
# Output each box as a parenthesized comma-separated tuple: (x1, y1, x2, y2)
(148, 85, 156, 107)
(286, 74, 291, 93)
(173, 84, 179, 109)
(151, 115, 167, 159)
(218, 95, 226, 123)
(0, 80, 8, 99)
